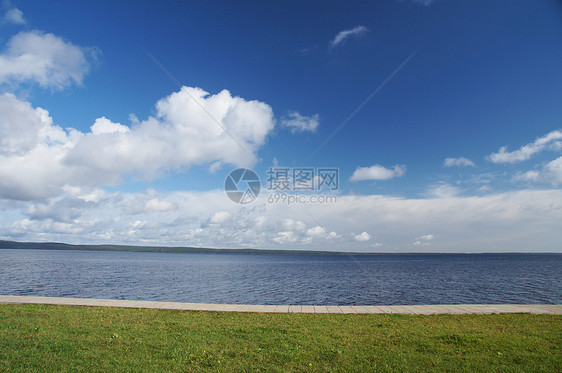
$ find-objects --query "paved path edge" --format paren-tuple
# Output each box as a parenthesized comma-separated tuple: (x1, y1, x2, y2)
(1, 295, 560, 314)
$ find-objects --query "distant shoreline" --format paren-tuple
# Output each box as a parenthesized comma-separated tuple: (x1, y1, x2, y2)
(0, 240, 560, 256)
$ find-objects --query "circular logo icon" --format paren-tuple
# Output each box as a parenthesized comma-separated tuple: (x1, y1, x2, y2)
(224, 168, 261, 204)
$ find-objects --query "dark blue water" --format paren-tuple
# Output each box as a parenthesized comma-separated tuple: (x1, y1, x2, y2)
(0, 249, 560, 305)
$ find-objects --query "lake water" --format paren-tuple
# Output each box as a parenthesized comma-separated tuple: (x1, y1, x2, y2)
(0, 249, 560, 305)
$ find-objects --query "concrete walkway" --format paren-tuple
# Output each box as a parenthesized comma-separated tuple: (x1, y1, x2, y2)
(1, 295, 560, 314)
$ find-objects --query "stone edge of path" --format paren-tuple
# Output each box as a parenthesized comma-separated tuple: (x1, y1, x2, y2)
(1, 296, 561, 315)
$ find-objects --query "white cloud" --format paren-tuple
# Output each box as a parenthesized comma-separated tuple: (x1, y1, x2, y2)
(272, 231, 298, 244)
(122, 191, 178, 215)
(513, 156, 562, 186)
(488, 130, 562, 164)
(206, 211, 232, 226)
(330, 26, 368, 48)
(0, 31, 98, 89)
(90, 117, 130, 135)
(0, 93, 72, 200)
(2, 188, 562, 252)
(425, 183, 460, 198)
(513, 170, 540, 183)
(444, 157, 475, 167)
(413, 234, 433, 246)
(418, 234, 434, 240)
(300, 225, 341, 243)
(306, 226, 325, 237)
(544, 156, 562, 185)
(350, 164, 406, 181)
(282, 218, 306, 232)
(0, 93, 63, 156)
(65, 86, 274, 181)
(144, 199, 176, 213)
(354, 232, 371, 242)
(0, 86, 275, 200)
(2, 1, 25, 25)
(128, 113, 140, 125)
(23, 198, 92, 223)
(328, 231, 340, 239)
(280, 111, 319, 133)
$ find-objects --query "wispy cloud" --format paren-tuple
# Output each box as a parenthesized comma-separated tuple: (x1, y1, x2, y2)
(425, 182, 460, 198)
(330, 26, 368, 48)
(513, 156, 562, 186)
(413, 234, 434, 246)
(488, 130, 562, 163)
(513, 170, 541, 183)
(2, 1, 25, 25)
(350, 164, 406, 181)
(444, 157, 475, 167)
(544, 157, 562, 185)
(418, 234, 434, 241)
(281, 111, 319, 133)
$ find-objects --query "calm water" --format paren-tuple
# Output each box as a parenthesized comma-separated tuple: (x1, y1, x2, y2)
(0, 249, 560, 305)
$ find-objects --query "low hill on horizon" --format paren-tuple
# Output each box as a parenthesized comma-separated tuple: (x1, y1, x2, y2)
(0, 240, 369, 255)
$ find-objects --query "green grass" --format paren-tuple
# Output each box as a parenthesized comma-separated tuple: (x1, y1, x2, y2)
(0, 304, 560, 372)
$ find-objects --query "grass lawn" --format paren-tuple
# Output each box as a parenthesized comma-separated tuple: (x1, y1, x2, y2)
(0, 304, 560, 372)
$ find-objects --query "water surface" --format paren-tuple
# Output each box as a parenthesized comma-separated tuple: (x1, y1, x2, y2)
(0, 249, 560, 305)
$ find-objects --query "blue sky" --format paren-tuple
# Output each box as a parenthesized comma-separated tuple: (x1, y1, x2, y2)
(0, 0, 561, 252)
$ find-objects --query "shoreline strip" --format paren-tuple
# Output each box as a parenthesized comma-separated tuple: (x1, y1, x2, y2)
(1, 295, 561, 314)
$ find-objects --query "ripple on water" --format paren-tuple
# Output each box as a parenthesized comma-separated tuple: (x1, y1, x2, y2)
(0, 250, 560, 305)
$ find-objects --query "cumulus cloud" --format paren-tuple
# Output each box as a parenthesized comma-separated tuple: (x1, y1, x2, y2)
(350, 164, 406, 181)
(306, 226, 325, 237)
(488, 130, 562, 164)
(0, 93, 72, 200)
(0, 31, 98, 89)
(444, 157, 475, 167)
(307, 226, 339, 240)
(90, 117, 130, 135)
(65, 87, 275, 179)
(0, 93, 63, 156)
(330, 26, 368, 48)
(0, 86, 275, 200)
(280, 111, 319, 133)
(354, 232, 371, 242)
(2, 1, 25, 24)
